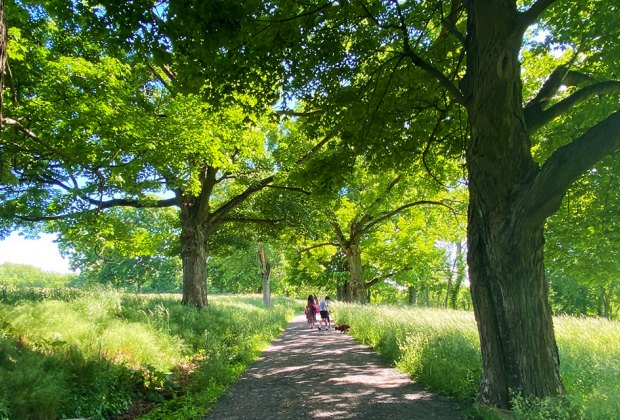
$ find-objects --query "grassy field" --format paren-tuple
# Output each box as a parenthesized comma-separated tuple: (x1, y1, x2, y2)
(332, 303, 620, 419)
(0, 287, 302, 419)
(2, 287, 618, 419)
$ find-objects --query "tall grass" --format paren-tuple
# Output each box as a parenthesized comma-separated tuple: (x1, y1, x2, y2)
(0, 288, 302, 419)
(332, 303, 620, 419)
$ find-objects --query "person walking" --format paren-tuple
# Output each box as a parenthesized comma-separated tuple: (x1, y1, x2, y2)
(318, 296, 331, 330)
(306, 295, 317, 329)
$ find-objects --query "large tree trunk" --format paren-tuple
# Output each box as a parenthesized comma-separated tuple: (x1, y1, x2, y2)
(180, 204, 209, 308)
(464, 1, 564, 407)
(344, 244, 367, 303)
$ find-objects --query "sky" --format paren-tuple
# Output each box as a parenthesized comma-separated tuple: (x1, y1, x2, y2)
(0, 232, 73, 273)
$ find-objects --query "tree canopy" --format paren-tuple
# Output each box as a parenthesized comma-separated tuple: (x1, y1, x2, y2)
(1, 0, 619, 410)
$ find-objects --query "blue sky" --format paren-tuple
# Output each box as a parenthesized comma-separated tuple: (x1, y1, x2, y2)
(0, 232, 73, 273)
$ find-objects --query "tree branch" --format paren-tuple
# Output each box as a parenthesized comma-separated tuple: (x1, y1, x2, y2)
(519, 0, 561, 29)
(265, 184, 311, 195)
(146, 62, 171, 91)
(82, 196, 179, 210)
(331, 221, 348, 245)
(219, 217, 284, 225)
(13, 195, 178, 222)
(362, 175, 402, 214)
(363, 200, 453, 233)
(210, 174, 276, 224)
(525, 62, 576, 111)
(365, 265, 413, 288)
(14, 213, 80, 221)
(437, 0, 465, 44)
(522, 109, 620, 226)
(356, 0, 464, 104)
(211, 133, 335, 224)
(2, 117, 75, 162)
(391, 0, 465, 105)
(295, 132, 336, 165)
(276, 109, 324, 118)
(299, 242, 339, 253)
(526, 81, 620, 133)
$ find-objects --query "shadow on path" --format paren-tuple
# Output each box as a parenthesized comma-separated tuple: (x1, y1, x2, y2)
(204, 314, 465, 419)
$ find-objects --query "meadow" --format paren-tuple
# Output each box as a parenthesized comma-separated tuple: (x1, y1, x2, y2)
(0, 286, 302, 419)
(333, 303, 620, 419)
(1, 287, 618, 419)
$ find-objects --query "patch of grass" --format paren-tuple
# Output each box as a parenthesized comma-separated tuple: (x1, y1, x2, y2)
(0, 289, 302, 419)
(333, 303, 620, 419)
(511, 316, 620, 419)
(334, 303, 481, 401)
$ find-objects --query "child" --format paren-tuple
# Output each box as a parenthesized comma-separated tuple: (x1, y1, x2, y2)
(318, 296, 331, 330)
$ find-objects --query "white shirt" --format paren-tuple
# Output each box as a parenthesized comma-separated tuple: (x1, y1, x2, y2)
(319, 299, 328, 311)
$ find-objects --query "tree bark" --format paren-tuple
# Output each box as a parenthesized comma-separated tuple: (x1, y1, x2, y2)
(463, 0, 564, 407)
(180, 199, 209, 308)
(344, 244, 367, 303)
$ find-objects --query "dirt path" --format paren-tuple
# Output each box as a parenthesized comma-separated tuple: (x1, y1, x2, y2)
(203, 314, 465, 419)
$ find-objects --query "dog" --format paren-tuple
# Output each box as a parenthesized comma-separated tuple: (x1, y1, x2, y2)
(334, 324, 350, 333)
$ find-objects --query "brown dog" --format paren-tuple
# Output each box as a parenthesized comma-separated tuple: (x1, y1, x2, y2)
(334, 324, 350, 333)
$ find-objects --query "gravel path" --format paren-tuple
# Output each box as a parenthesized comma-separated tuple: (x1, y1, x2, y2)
(203, 314, 465, 419)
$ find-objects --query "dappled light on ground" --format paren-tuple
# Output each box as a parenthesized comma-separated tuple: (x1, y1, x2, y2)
(204, 314, 464, 419)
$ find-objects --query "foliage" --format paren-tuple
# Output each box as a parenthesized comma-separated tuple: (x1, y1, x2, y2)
(333, 303, 620, 418)
(545, 155, 620, 319)
(1, 0, 320, 307)
(0, 263, 76, 288)
(0, 289, 301, 419)
(285, 158, 467, 302)
(0, 284, 85, 304)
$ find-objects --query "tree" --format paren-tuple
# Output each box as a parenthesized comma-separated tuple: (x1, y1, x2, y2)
(544, 154, 620, 318)
(0, 262, 75, 287)
(294, 161, 458, 303)
(158, 0, 620, 407)
(0, 1, 329, 308)
(53, 207, 182, 292)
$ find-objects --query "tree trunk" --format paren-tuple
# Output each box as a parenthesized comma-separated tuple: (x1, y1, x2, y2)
(257, 244, 271, 306)
(337, 282, 348, 301)
(444, 263, 454, 308)
(408, 285, 417, 305)
(450, 241, 466, 309)
(424, 283, 429, 307)
(180, 204, 209, 308)
(464, 1, 564, 407)
(345, 244, 367, 303)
